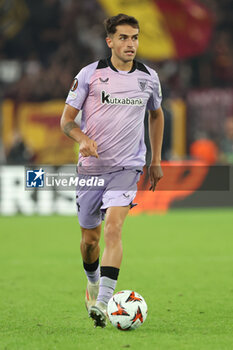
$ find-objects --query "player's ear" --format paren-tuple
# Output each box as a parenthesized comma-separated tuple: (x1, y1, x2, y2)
(106, 36, 113, 49)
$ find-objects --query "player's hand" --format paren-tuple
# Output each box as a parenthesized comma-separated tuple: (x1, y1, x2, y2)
(79, 136, 99, 158)
(149, 164, 163, 191)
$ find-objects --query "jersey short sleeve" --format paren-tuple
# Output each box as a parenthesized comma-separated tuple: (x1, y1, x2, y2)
(147, 71, 162, 111)
(65, 68, 88, 110)
(66, 61, 98, 110)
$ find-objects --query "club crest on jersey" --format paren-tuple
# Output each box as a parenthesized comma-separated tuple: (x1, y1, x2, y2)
(99, 77, 109, 83)
(138, 79, 148, 92)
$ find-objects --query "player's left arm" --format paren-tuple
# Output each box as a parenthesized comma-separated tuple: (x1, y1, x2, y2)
(148, 107, 164, 191)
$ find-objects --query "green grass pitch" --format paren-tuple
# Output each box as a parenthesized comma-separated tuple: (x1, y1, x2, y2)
(0, 209, 233, 350)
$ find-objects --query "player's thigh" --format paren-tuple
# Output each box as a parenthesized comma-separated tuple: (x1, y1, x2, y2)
(104, 206, 130, 233)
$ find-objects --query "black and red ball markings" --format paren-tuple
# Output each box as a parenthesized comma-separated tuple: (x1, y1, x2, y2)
(111, 299, 130, 316)
(131, 306, 143, 324)
(126, 291, 143, 303)
(117, 322, 131, 331)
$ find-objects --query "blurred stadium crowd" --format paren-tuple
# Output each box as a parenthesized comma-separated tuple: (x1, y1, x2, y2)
(1, 0, 232, 101)
(0, 0, 233, 165)
(1, 0, 107, 101)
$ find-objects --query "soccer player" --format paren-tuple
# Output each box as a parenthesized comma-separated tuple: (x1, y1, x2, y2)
(60, 13, 164, 328)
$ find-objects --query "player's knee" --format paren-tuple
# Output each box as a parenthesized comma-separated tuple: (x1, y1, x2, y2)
(81, 238, 98, 253)
(104, 222, 122, 246)
(81, 232, 99, 253)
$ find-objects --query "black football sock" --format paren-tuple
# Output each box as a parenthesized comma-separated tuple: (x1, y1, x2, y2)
(83, 258, 100, 284)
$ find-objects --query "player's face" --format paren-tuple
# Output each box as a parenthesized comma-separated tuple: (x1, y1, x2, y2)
(107, 25, 139, 63)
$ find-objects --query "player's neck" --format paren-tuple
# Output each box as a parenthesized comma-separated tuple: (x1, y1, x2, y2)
(110, 55, 133, 72)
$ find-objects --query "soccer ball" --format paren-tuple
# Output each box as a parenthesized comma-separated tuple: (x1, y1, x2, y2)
(107, 290, 148, 330)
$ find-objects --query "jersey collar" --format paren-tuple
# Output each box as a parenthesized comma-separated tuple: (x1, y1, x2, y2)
(107, 57, 137, 73)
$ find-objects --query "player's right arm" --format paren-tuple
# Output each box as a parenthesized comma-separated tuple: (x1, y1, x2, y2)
(60, 104, 98, 158)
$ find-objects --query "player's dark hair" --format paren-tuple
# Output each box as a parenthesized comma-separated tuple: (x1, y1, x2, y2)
(104, 13, 139, 36)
